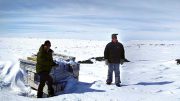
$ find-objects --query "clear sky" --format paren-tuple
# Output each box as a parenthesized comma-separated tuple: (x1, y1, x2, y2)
(0, 0, 180, 41)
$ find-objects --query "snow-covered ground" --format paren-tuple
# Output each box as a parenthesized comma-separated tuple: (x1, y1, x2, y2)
(1, 38, 180, 101)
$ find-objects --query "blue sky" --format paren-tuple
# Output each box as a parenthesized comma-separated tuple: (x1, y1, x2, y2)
(0, 0, 180, 41)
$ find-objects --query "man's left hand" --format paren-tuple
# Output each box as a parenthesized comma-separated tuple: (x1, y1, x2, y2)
(120, 59, 125, 65)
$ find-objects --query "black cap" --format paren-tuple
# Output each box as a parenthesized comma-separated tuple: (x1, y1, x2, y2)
(44, 40, 51, 46)
(112, 33, 118, 38)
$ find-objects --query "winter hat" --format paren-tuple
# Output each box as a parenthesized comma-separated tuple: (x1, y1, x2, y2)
(112, 33, 118, 38)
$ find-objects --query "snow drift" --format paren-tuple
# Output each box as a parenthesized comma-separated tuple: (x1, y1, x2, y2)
(1, 38, 180, 101)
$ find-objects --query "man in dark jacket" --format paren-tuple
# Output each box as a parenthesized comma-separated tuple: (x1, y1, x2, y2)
(36, 40, 56, 98)
(104, 34, 125, 87)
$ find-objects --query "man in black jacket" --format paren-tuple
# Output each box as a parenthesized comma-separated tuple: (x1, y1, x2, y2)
(104, 34, 125, 87)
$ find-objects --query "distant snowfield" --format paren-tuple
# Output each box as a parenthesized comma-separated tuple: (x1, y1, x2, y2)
(1, 38, 180, 101)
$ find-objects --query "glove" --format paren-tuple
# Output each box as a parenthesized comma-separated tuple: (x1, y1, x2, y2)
(176, 59, 180, 65)
(120, 59, 125, 65)
(52, 60, 59, 67)
(105, 59, 109, 65)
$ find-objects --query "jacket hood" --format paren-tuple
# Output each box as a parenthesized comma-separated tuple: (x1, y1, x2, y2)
(39, 44, 53, 53)
(39, 44, 44, 52)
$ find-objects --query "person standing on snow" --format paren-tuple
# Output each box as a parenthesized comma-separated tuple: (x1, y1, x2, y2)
(104, 34, 125, 87)
(36, 40, 57, 98)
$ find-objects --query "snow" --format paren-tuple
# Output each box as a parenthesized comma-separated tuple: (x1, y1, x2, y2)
(1, 37, 180, 101)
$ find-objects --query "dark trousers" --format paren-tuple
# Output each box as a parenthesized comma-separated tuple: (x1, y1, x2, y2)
(37, 72, 54, 98)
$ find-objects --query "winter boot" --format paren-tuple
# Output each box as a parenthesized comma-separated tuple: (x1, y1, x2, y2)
(116, 83, 121, 87)
(37, 91, 43, 98)
(48, 89, 55, 97)
(106, 82, 111, 85)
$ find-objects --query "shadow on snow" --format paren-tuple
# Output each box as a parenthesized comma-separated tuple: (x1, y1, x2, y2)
(134, 81, 174, 86)
(65, 81, 106, 94)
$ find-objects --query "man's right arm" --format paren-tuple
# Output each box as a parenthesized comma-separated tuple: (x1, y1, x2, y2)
(104, 44, 109, 59)
(104, 44, 109, 65)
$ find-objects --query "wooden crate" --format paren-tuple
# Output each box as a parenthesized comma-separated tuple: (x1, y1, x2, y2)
(19, 53, 80, 95)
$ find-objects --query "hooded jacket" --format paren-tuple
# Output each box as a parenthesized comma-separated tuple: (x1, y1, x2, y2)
(36, 44, 55, 73)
